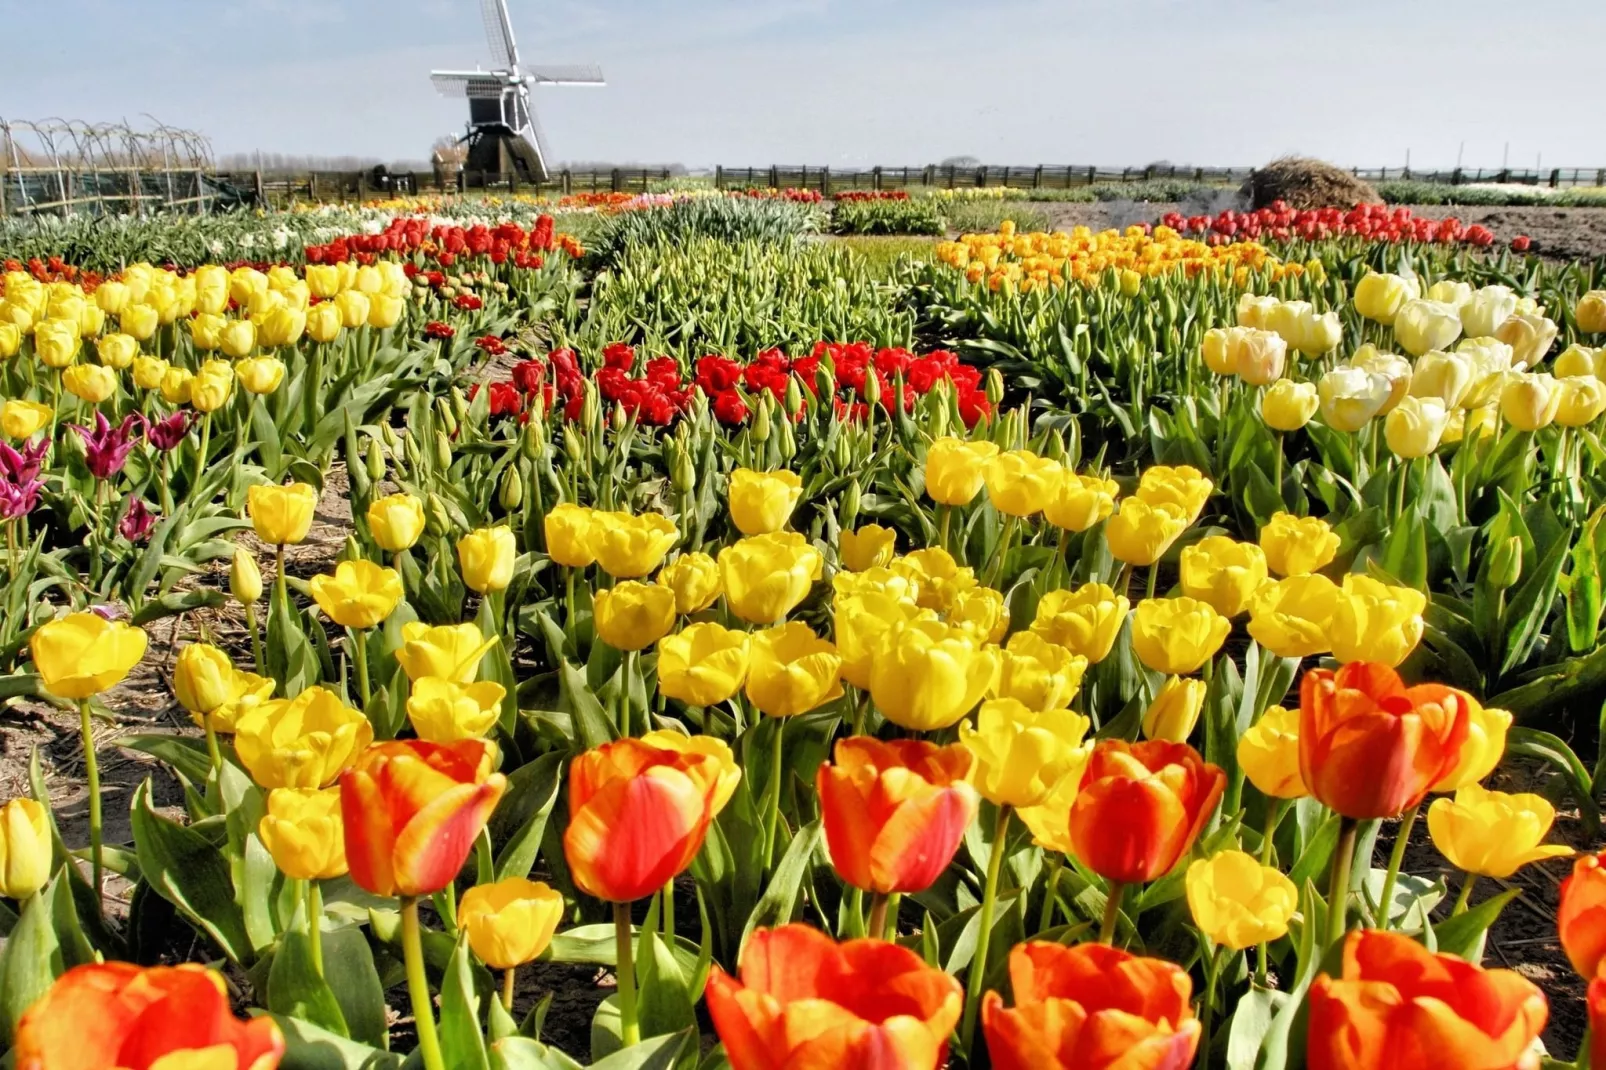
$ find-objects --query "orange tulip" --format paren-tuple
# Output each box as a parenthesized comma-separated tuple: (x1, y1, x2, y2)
(563, 736, 728, 902)
(1068, 740, 1225, 884)
(339, 739, 506, 898)
(1559, 851, 1606, 979)
(817, 736, 978, 895)
(982, 941, 1199, 1070)
(1590, 968, 1606, 1070)
(1306, 929, 1546, 1070)
(14, 961, 284, 1070)
(1298, 662, 1472, 819)
(706, 924, 963, 1070)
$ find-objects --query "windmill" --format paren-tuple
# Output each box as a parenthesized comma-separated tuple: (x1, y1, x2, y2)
(430, 0, 603, 182)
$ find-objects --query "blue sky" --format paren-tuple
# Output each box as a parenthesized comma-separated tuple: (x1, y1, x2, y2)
(5, 0, 1603, 170)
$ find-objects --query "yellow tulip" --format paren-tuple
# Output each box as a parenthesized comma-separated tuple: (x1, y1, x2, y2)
(1136, 464, 1212, 523)
(1131, 597, 1229, 675)
(1202, 327, 1239, 375)
(395, 622, 497, 684)
(946, 585, 1007, 644)
(1015, 769, 1080, 855)
(309, 560, 404, 629)
(869, 618, 999, 731)
(236, 356, 287, 396)
(1230, 327, 1287, 385)
(0, 323, 20, 358)
(201, 669, 275, 734)
(367, 293, 404, 329)
(745, 621, 843, 717)
(367, 493, 426, 552)
(1247, 574, 1341, 658)
(1499, 372, 1562, 431)
(94, 280, 130, 315)
(1179, 536, 1267, 618)
(656, 552, 722, 614)
(173, 643, 238, 716)
(833, 565, 920, 609)
(131, 355, 168, 391)
(593, 581, 678, 651)
(839, 525, 897, 572)
(1043, 471, 1118, 532)
(191, 265, 229, 316)
(459, 878, 565, 970)
(29, 612, 147, 699)
(34, 319, 80, 368)
(219, 319, 257, 359)
(657, 622, 750, 706)
(95, 333, 139, 370)
(1104, 497, 1189, 567)
(1258, 511, 1339, 577)
(833, 591, 927, 690)
(1427, 785, 1574, 879)
(1459, 285, 1518, 338)
(407, 676, 506, 742)
(959, 697, 1092, 808)
(1327, 574, 1426, 667)
(896, 547, 977, 611)
(1495, 312, 1558, 369)
(1383, 395, 1449, 458)
(719, 532, 823, 624)
(1237, 294, 1280, 330)
(1354, 272, 1418, 326)
(543, 503, 596, 568)
(258, 306, 306, 348)
(1350, 346, 1412, 414)
(0, 798, 53, 900)
(228, 267, 269, 306)
(118, 302, 159, 342)
(1554, 344, 1597, 379)
(1186, 850, 1298, 950)
(728, 468, 803, 535)
(992, 631, 1087, 712)
(159, 366, 193, 405)
(590, 512, 676, 579)
(0, 399, 52, 439)
(1577, 290, 1606, 335)
(257, 787, 348, 880)
(924, 436, 1001, 505)
(1029, 583, 1129, 663)
(1237, 705, 1307, 799)
(334, 290, 371, 329)
(1142, 676, 1208, 742)
(1261, 379, 1319, 432)
(1317, 367, 1390, 431)
(307, 301, 343, 343)
(62, 364, 116, 404)
(1426, 279, 1473, 308)
(1409, 350, 1475, 409)
(1555, 376, 1606, 427)
(189, 359, 235, 413)
(984, 449, 1060, 517)
(234, 686, 373, 789)
(458, 526, 518, 592)
(1393, 299, 1463, 357)
(231, 546, 264, 604)
(1432, 701, 1513, 792)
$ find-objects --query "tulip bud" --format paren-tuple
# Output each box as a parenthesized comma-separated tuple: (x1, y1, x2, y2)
(751, 396, 772, 442)
(499, 465, 524, 511)
(231, 547, 263, 605)
(434, 430, 453, 472)
(581, 380, 600, 431)
(451, 387, 470, 427)
(815, 362, 835, 401)
(611, 403, 628, 432)
(521, 418, 545, 461)
(428, 494, 454, 537)
(776, 414, 797, 462)
(366, 439, 387, 486)
(403, 430, 423, 471)
(862, 370, 881, 409)
(1487, 535, 1523, 592)
(986, 368, 1005, 406)
(840, 479, 861, 530)
(784, 375, 803, 418)
(564, 426, 585, 464)
(671, 442, 696, 494)
(0, 798, 52, 900)
(381, 424, 401, 452)
(435, 397, 458, 438)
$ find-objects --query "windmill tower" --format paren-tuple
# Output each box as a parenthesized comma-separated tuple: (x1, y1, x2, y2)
(430, 0, 604, 182)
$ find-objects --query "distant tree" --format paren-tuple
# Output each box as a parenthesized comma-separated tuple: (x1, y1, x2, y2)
(940, 155, 981, 168)
(432, 135, 467, 172)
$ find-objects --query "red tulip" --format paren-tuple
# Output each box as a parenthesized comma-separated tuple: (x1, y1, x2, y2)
(1068, 740, 1225, 884)
(1307, 929, 1546, 1070)
(1559, 851, 1606, 979)
(15, 962, 284, 1070)
(1298, 662, 1471, 819)
(982, 941, 1199, 1070)
(1590, 967, 1606, 1069)
(817, 736, 978, 895)
(340, 738, 506, 898)
(706, 924, 963, 1070)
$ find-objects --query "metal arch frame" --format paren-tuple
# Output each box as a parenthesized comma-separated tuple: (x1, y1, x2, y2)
(0, 115, 218, 215)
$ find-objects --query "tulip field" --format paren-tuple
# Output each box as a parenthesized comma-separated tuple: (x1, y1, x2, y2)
(4, 189, 1606, 1070)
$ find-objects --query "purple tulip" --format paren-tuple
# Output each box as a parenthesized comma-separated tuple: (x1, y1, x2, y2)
(0, 475, 40, 520)
(0, 440, 48, 484)
(146, 411, 193, 452)
(70, 412, 145, 480)
(119, 496, 156, 542)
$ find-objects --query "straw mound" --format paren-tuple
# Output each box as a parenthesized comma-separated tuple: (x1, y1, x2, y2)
(1242, 157, 1379, 210)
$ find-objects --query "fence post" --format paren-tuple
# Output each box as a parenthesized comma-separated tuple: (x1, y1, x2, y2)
(254, 170, 265, 208)
(1033, 165, 1042, 189)
(1551, 168, 1561, 189)
(821, 166, 830, 196)
(714, 165, 723, 190)
(976, 165, 986, 188)
(872, 165, 881, 191)
(769, 165, 778, 188)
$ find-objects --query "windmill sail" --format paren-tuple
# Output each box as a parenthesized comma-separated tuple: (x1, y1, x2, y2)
(481, 0, 520, 69)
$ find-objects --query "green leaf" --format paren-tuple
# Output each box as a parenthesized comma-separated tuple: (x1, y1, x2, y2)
(1507, 726, 1600, 833)
(268, 929, 350, 1037)
(637, 930, 697, 1043)
(122, 734, 214, 786)
(561, 658, 617, 750)
(491, 1037, 584, 1070)
(439, 938, 493, 1070)
(273, 1013, 402, 1070)
(1225, 987, 1284, 1070)
(1500, 531, 1570, 675)
(476, 598, 519, 736)
(1431, 888, 1519, 963)
(491, 753, 564, 882)
(738, 819, 821, 954)
(131, 588, 228, 625)
(0, 875, 62, 1045)
(130, 779, 253, 964)
(323, 926, 390, 1049)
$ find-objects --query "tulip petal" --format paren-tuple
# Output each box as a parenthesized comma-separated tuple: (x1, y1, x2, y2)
(393, 775, 507, 897)
(341, 769, 398, 898)
(565, 764, 713, 902)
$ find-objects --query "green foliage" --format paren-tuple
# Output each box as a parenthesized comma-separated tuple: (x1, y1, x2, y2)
(586, 198, 824, 266)
(830, 199, 945, 236)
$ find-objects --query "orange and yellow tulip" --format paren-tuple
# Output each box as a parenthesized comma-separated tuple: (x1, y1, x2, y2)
(1559, 851, 1606, 980)
(1069, 739, 1225, 884)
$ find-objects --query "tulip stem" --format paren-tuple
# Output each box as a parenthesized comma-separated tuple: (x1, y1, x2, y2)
(1376, 802, 1419, 932)
(1327, 817, 1358, 948)
(1260, 800, 1285, 866)
(1395, 458, 1410, 520)
(78, 699, 103, 914)
(275, 543, 288, 612)
(306, 881, 324, 978)
(1038, 852, 1064, 934)
(203, 710, 223, 808)
(1146, 563, 1158, 600)
(502, 967, 517, 1013)
(662, 880, 675, 938)
(1453, 872, 1476, 916)
(244, 602, 265, 676)
(1198, 943, 1223, 1070)
(1272, 433, 1285, 498)
(938, 505, 951, 557)
(400, 897, 446, 1070)
(191, 411, 211, 494)
(984, 515, 1018, 587)
(960, 805, 1012, 1055)
(763, 717, 786, 870)
(348, 626, 371, 711)
(1255, 940, 1268, 988)
(613, 901, 640, 1047)
(1099, 880, 1124, 945)
(868, 893, 890, 941)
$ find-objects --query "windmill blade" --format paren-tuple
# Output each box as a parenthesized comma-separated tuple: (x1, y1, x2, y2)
(525, 64, 606, 86)
(481, 0, 519, 69)
(430, 73, 475, 98)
